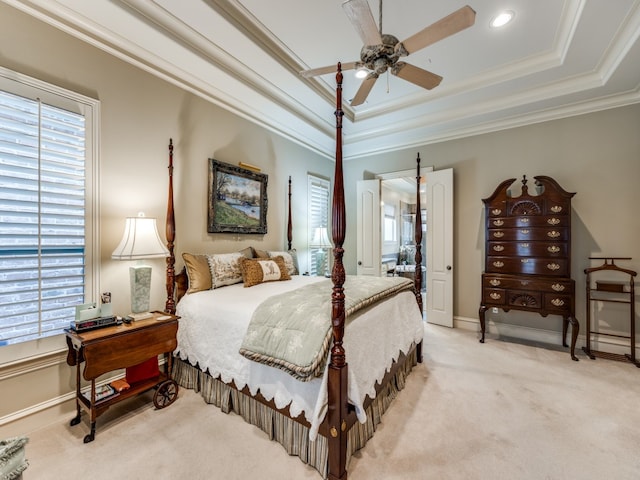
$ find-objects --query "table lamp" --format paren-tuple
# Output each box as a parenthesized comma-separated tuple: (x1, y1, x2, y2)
(312, 227, 332, 277)
(111, 213, 169, 320)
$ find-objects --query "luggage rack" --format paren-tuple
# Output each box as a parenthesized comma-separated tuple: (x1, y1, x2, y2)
(583, 257, 638, 367)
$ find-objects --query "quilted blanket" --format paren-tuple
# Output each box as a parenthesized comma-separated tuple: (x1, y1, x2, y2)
(239, 275, 414, 381)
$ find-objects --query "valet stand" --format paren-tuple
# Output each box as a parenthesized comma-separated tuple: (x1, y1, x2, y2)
(583, 257, 638, 367)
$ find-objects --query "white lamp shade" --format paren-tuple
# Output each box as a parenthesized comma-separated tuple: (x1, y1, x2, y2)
(111, 216, 169, 260)
(311, 227, 332, 247)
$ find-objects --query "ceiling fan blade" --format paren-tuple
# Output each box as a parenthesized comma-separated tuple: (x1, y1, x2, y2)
(300, 61, 358, 78)
(392, 62, 442, 90)
(396, 5, 476, 56)
(342, 0, 382, 47)
(351, 73, 378, 106)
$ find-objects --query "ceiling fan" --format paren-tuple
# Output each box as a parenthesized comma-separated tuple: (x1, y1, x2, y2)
(300, 0, 476, 106)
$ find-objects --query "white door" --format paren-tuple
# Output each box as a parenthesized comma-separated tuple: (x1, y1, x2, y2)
(356, 179, 381, 276)
(426, 168, 454, 327)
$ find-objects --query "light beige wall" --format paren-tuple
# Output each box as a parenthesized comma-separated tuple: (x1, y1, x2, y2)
(1, 0, 639, 435)
(0, 3, 332, 433)
(344, 104, 640, 332)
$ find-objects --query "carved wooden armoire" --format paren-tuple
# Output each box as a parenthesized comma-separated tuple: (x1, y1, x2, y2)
(479, 175, 579, 361)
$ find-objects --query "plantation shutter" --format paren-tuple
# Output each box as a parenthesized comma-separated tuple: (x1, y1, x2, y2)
(307, 174, 330, 276)
(0, 89, 87, 345)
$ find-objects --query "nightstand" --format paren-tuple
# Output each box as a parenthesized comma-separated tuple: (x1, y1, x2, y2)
(65, 311, 179, 443)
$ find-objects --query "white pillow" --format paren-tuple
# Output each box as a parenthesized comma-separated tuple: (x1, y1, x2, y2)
(268, 250, 298, 275)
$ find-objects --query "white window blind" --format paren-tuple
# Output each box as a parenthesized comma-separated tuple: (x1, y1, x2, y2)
(0, 69, 97, 352)
(307, 174, 330, 276)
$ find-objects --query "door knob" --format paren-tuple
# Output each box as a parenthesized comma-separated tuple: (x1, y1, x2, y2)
(357, 261, 362, 265)
(447, 265, 452, 270)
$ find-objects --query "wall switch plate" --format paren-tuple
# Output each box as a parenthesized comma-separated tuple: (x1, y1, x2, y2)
(492, 307, 499, 314)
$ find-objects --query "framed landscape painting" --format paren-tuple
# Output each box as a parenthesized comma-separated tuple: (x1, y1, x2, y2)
(208, 159, 268, 234)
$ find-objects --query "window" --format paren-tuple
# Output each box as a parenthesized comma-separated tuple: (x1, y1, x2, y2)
(0, 67, 98, 359)
(307, 174, 330, 276)
(383, 203, 397, 243)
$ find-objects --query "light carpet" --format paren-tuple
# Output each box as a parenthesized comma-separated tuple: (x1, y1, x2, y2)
(22, 323, 640, 479)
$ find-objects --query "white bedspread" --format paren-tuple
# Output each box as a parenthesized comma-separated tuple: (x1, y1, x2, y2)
(175, 275, 424, 439)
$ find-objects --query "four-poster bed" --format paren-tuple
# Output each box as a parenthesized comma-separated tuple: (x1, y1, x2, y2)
(164, 64, 425, 479)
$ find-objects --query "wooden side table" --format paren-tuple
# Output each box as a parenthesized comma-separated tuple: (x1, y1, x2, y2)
(65, 311, 179, 442)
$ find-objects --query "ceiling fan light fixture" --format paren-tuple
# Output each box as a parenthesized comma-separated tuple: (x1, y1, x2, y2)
(490, 10, 515, 28)
(355, 66, 369, 79)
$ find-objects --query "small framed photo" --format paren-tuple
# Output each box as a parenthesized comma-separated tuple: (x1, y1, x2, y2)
(208, 159, 268, 234)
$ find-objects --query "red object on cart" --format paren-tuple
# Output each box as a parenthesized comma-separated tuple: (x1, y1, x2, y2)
(126, 357, 159, 384)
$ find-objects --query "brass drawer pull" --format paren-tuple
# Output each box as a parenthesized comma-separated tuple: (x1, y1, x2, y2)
(547, 246, 560, 253)
(493, 232, 504, 238)
(491, 209, 502, 216)
(547, 231, 561, 238)
(520, 217, 530, 224)
(489, 279, 501, 286)
(493, 219, 504, 226)
(547, 263, 560, 271)
(493, 261, 504, 268)
(550, 205, 563, 213)
(493, 245, 504, 252)
(551, 283, 565, 291)
(490, 292, 501, 300)
(551, 298, 565, 307)
(520, 229, 530, 234)
(547, 218, 560, 225)
(521, 259, 529, 263)
(520, 243, 529, 248)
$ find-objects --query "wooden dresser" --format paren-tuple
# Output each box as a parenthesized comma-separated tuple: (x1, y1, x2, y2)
(479, 175, 579, 360)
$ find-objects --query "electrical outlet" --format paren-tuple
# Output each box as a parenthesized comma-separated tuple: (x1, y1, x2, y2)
(492, 307, 499, 314)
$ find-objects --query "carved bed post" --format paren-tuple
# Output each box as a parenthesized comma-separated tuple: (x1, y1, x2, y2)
(414, 153, 423, 312)
(287, 175, 293, 250)
(413, 153, 424, 363)
(165, 139, 177, 314)
(327, 62, 348, 480)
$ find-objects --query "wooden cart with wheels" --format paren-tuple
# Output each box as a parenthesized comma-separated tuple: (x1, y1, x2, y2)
(65, 312, 179, 442)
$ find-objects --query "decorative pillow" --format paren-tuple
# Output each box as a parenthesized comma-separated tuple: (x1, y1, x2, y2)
(253, 248, 269, 259)
(238, 246, 255, 259)
(287, 249, 300, 275)
(267, 250, 299, 275)
(207, 252, 245, 288)
(240, 256, 291, 288)
(182, 253, 212, 293)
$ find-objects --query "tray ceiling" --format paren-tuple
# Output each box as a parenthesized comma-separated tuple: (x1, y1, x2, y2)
(6, 0, 640, 159)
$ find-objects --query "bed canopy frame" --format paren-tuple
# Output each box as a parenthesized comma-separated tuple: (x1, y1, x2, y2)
(164, 64, 423, 480)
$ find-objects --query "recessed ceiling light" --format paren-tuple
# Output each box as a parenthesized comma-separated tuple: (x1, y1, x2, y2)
(490, 10, 515, 28)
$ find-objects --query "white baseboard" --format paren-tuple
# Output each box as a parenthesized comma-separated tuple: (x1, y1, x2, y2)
(0, 393, 76, 438)
(453, 315, 640, 358)
(0, 357, 167, 437)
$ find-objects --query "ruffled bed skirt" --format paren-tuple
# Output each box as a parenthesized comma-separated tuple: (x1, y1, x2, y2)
(172, 347, 418, 478)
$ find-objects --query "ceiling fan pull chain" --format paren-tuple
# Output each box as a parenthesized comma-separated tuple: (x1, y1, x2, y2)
(379, 0, 383, 35)
(387, 70, 390, 94)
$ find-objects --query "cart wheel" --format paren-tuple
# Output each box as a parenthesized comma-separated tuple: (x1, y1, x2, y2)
(153, 379, 178, 409)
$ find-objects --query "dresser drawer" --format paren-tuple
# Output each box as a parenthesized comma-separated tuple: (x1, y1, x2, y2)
(486, 257, 569, 276)
(487, 227, 568, 242)
(487, 216, 569, 229)
(487, 241, 567, 257)
(483, 288, 506, 305)
(483, 275, 573, 293)
(544, 201, 570, 216)
(544, 293, 573, 312)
